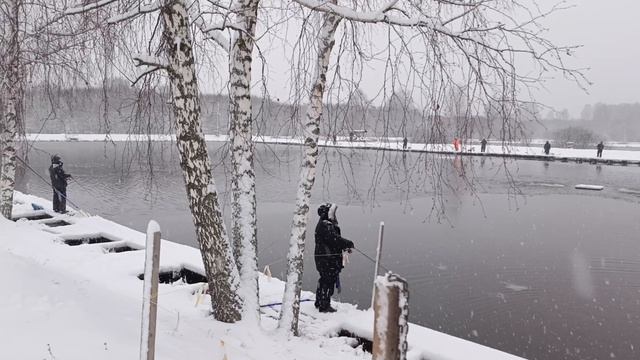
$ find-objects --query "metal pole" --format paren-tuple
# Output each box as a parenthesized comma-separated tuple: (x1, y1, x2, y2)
(140, 221, 161, 360)
(371, 221, 384, 307)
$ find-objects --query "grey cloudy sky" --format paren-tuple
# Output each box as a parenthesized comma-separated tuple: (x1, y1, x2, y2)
(246, 1, 639, 117)
(535, 0, 640, 116)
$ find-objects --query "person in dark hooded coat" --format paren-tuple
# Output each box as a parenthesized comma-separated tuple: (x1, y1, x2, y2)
(596, 141, 604, 158)
(314, 203, 354, 313)
(48, 155, 72, 213)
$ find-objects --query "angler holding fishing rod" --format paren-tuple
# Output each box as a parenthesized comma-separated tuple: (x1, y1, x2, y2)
(314, 203, 355, 313)
(48, 155, 72, 213)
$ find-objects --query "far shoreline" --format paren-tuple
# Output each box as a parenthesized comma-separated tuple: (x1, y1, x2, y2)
(25, 133, 640, 167)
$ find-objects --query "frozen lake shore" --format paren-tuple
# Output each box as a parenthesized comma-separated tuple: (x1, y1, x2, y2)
(26, 133, 640, 165)
(1, 191, 524, 360)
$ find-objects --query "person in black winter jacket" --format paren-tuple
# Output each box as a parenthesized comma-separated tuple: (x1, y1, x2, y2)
(596, 141, 604, 158)
(48, 155, 72, 213)
(480, 138, 487, 153)
(314, 203, 354, 313)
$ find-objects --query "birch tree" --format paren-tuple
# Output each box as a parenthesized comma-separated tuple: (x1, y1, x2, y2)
(279, 5, 341, 335)
(0, 0, 20, 219)
(0, 0, 94, 218)
(226, 0, 260, 322)
(63, 0, 244, 321)
(149, 0, 243, 322)
(277, 0, 585, 333)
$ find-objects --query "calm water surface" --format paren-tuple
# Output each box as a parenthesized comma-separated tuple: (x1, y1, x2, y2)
(16, 142, 640, 360)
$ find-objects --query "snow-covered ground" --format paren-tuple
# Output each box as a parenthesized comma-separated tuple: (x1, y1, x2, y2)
(25, 133, 640, 162)
(1, 191, 525, 360)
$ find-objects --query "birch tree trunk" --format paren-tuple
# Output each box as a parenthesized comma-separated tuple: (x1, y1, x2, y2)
(0, 0, 21, 220)
(279, 10, 341, 335)
(160, 0, 241, 322)
(228, 0, 260, 322)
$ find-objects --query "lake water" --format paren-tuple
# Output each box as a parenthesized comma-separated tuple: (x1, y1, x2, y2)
(16, 141, 640, 360)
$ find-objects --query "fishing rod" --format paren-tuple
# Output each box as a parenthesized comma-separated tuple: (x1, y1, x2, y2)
(15, 155, 87, 214)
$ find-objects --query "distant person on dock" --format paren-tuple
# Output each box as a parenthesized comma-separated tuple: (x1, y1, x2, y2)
(453, 137, 461, 152)
(481, 138, 487, 153)
(544, 141, 551, 155)
(596, 141, 604, 158)
(314, 203, 354, 313)
(403, 137, 408, 150)
(48, 155, 72, 213)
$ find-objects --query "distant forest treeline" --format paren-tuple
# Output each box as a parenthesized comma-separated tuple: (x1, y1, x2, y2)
(23, 85, 640, 142)
(23, 84, 497, 143)
(531, 103, 640, 142)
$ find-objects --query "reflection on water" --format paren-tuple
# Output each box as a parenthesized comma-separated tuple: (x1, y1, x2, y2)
(17, 142, 640, 360)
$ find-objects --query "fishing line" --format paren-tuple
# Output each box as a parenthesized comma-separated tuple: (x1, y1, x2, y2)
(15, 155, 85, 211)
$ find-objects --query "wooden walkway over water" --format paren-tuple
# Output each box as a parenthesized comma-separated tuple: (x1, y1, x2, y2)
(268, 139, 640, 167)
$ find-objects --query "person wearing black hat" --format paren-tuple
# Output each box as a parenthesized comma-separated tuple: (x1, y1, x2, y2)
(314, 203, 354, 313)
(48, 155, 72, 213)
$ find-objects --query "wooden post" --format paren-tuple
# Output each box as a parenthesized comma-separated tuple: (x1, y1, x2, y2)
(372, 272, 409, 360)
(140, 221, 161, 360)
(371, 221, 384, 307)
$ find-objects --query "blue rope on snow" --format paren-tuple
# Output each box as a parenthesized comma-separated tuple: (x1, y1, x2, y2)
(260, 299, 314, 308)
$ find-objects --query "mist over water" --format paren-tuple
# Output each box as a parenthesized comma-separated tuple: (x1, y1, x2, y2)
(17, 142, 640, 360)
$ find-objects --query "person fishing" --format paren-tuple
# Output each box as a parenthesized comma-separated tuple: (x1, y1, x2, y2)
(596, 141, 604, 158)
(314, 203, 354, 313)
(48, 155, 72, 213)
(453, 137, 460, 152)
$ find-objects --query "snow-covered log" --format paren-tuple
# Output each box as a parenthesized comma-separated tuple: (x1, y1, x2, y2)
(0, 0, 22, 219)
(160, 0, 241, 322)
(228, 0, 260, 323)
(279, 7, 342, 335)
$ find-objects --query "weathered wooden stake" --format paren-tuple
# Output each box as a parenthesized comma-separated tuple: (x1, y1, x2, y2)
(371, 221, 384, 307)
(372, 272, 409, 360)
(140, 221, 161, 360)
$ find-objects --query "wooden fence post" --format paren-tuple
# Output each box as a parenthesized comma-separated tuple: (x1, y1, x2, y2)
(372, 272, 409, 360)
(140, 221, 161, 360)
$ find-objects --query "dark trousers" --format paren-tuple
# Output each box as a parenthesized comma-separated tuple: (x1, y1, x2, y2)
(315, 269, 339, 310)
(597, 150, 603, 158)
(52, 188, 67, 213)
(481, 144, 486, 152)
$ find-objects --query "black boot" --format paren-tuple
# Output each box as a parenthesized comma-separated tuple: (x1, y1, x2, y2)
(319, 306, 337, 313)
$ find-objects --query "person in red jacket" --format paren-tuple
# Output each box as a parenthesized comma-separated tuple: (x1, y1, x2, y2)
(453, 137, 460, 152)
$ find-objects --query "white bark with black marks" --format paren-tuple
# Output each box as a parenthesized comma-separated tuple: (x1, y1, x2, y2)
(160, 0, 241, 322)
(228, 0, 260, 323)
(279, 10, 341, 335)
(0, 0, 21, 219)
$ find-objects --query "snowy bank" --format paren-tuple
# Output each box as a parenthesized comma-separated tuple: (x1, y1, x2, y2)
(26, 133, 640, 164)
(1, 191, 524, 360)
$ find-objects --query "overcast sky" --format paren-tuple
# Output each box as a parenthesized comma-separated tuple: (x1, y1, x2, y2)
(535, 0, 640, 116)
(246, 1, 639, 118)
